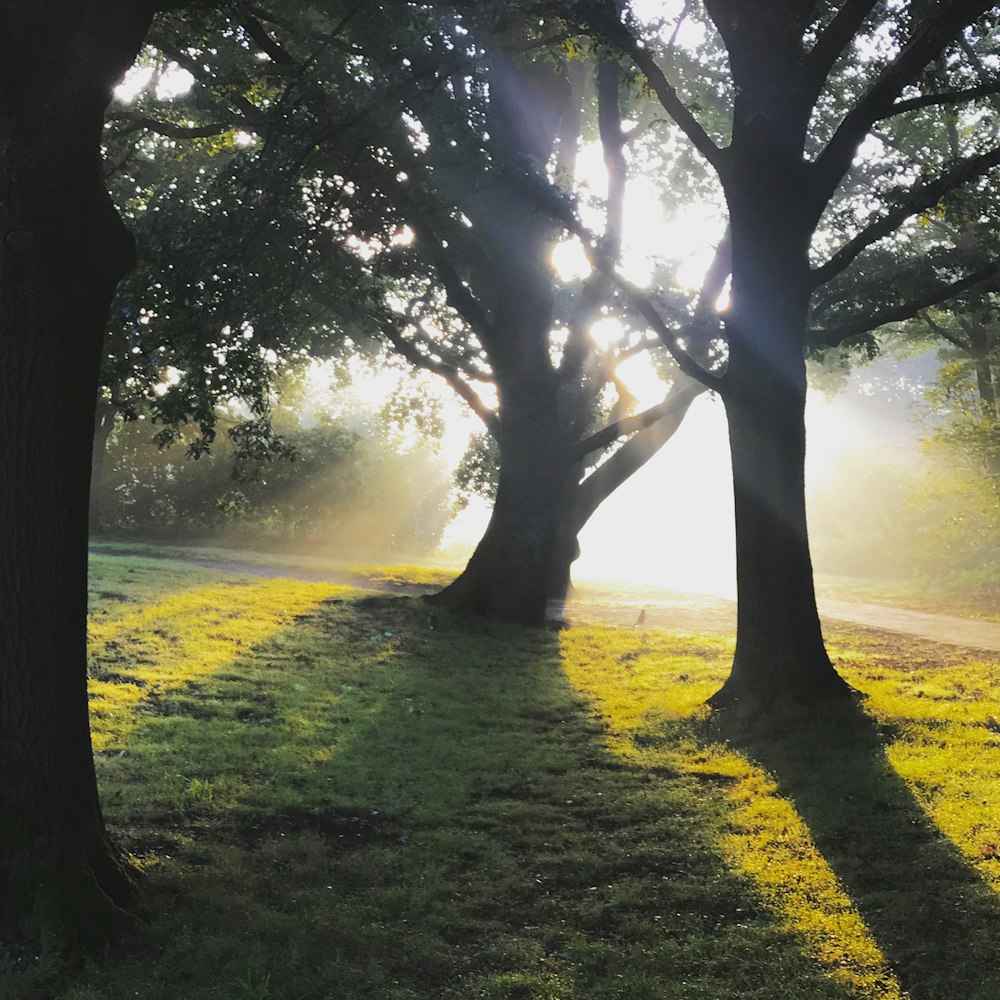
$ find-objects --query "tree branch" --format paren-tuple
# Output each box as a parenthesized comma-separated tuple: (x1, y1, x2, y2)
(878, 79, 1000, 118)
(576, 373, 704, 460)
(918, 308, 975, 352)
(560, 59, 627, 386)
(810, 261, 1000, 346)
(589, 5, 728, 177)
(149, 34, 266, 124)
(804, 0, 881, 92)
(811, 144, 1000, 286)
(237, 8, 297, 66)
(813, 0, 996, 200)
(615, 333, 662, 361)
(378, 318, 500, 437)
(113, 115, 235, 139)
(959, 33, 1000, 114)
(559, 209, 726, 390)
(573, 375, 705, 527)
(603, 270, 720, 388)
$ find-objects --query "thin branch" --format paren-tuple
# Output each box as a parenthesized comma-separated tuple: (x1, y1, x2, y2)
(378, 318, 500, 437)
(878, 79, 1000, 118)
(249, 1, 366, 48)
(605, 270, 719, 387)
(560, 59, 627, 386)
(238, 9, 298, 66)
(573, 375, 705, 527)
(694, 225, 731, 317)
(575, 375, 703, 460)
(591, 7, 728, 177)
(113, 115, 235, 139)
(811, 144, 1000, 286)
(558, 206, 724, 389)
(813, 0, 996, 201)
(804, 0, 881, 92)
(615, 333, 662, 361)
(810, 261, 1000, 346)
(959, 34, 1000, 114)
(149, 35, 265, 124)
(424, 240, 500, 350)
(665, 1, 692, 53)
(919, 308, 975, 352)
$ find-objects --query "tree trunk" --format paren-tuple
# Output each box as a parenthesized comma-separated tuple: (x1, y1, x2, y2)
(973, 355, 1000, 476)
(431, 383, 574, 625)
(710, 206, 851, 712)
(0, 2, 153, 958)
(89, 397, 117, 536)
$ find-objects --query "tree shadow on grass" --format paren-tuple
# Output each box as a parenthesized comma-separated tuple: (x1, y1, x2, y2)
(63, 594, 878, 1000)
(713, 703, 1000, 1000)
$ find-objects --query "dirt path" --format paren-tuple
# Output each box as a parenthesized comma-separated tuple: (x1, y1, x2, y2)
(93, 547, 1000, 653)
(559, 585, 1000, 654)
(816, 598, 1000, 653)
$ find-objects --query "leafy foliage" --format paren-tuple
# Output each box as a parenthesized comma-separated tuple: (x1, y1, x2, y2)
(93, 389, 454, 557)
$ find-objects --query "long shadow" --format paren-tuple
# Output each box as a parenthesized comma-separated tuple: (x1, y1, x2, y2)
(78, 592, 868, 999)
(714, 703, 1000, 1000)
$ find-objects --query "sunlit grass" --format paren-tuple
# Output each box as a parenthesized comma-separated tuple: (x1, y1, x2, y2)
(90, 539, 460, 589)
(8, 553, 1000, 999)
(86, 555, 349, 755)
(561, 621, 1000, 999)
(559, 628, 904, 998)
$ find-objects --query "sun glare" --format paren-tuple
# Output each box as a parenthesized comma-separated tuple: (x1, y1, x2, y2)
(575, 391, 737, 595)
(551, 238, 591, 281)
(615, 354, 670, 408)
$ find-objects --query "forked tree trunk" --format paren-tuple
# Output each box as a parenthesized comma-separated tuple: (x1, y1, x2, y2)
(0, 2, 153, 956)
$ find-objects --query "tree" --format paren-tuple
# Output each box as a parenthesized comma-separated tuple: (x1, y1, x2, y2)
(118, 7, 726, 625)
(920, 288, 1000, 476)
(0, 0, 162, 954)
(93, 364, 455, 556)
(573, 0, 1000, 708)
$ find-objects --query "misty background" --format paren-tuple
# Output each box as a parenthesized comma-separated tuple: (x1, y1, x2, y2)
(91, 345, 998, 601)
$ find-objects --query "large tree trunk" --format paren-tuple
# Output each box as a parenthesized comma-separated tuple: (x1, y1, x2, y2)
(710, 203, 851, 712)
(432, 381, 574, 625)
(0, 2, 153, 957)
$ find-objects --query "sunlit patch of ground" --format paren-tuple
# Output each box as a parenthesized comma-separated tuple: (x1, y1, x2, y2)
(561, 621, 1000, 999)
(8, 552, 1000, 999)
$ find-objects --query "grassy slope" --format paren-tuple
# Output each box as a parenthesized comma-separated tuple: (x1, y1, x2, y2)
(7, 552, 1000, 999)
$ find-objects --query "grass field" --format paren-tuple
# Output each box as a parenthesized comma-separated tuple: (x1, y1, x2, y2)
(7, 551, 1000, 999)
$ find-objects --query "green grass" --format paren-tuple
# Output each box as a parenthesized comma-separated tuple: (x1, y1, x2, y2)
(89, 540, 460, 589)
(7, 552, 1000, 999)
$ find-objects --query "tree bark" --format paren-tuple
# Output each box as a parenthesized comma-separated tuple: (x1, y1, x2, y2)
(0, 1, 153, 957)
(710, 197, 851, 711)
(431, 375, 575, 625)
